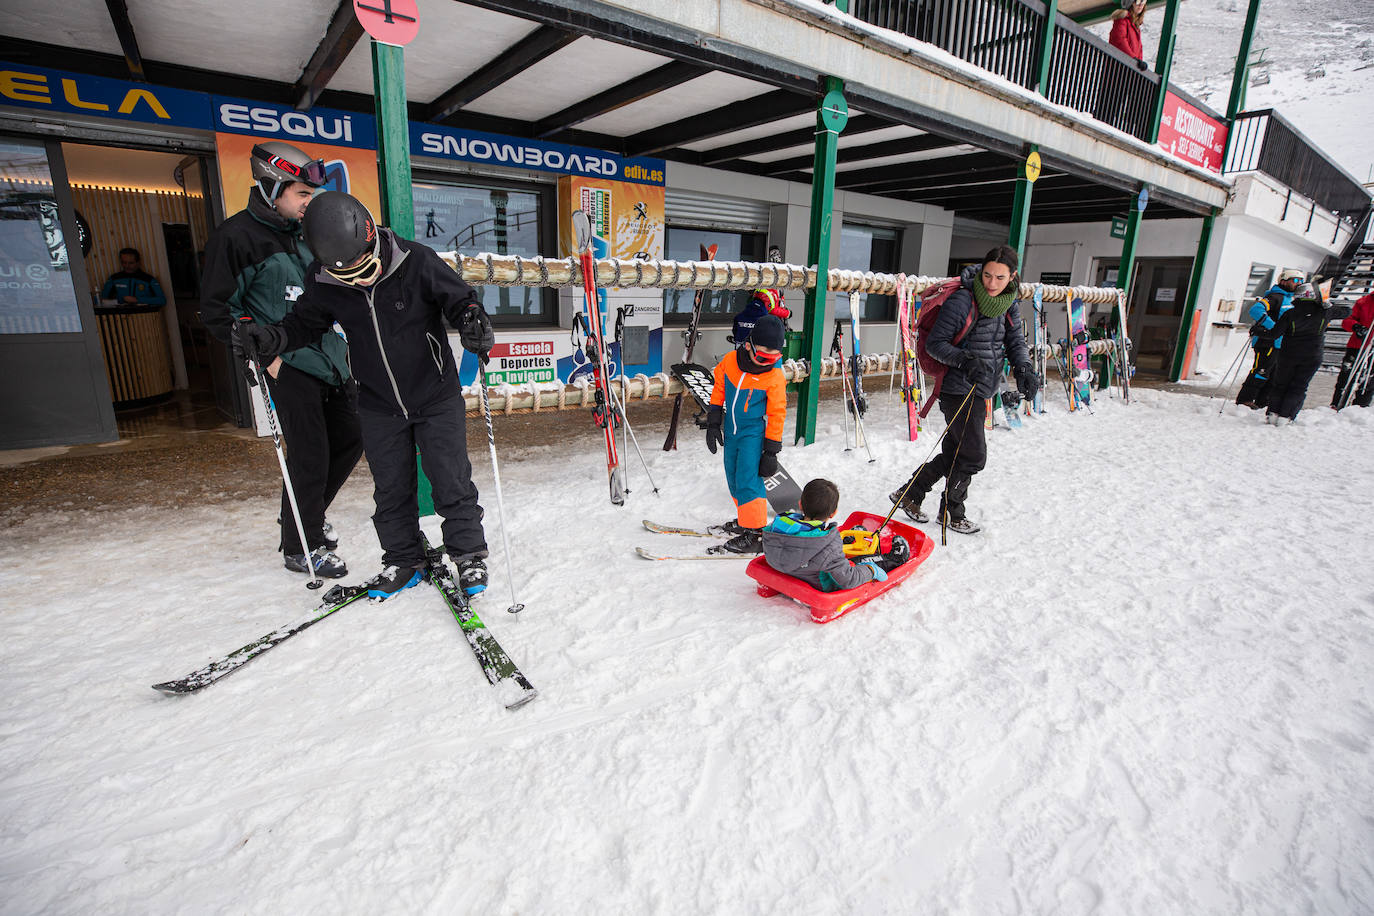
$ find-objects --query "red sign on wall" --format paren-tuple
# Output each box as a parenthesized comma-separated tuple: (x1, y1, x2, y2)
(353, 0, 419, 46)
(1157, 92, 1227, 174)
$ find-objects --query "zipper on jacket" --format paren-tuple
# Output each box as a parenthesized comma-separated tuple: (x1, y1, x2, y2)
(729, 379, 746, 435)
(365, 284, 409, 418)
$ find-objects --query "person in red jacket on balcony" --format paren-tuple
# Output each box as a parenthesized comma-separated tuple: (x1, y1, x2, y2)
(1331, 291, 1374, 409)
(1110, 0, 1149, 70)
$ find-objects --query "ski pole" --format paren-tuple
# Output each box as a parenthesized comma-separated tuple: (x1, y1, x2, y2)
(606, 374, 660, 496)
(240, 326, 322, 591)
(1209, 334, 1252, 412)
(883, 384, 977, 550)
(475, 356, 525, 615)
(1337, 327, 1374, 409)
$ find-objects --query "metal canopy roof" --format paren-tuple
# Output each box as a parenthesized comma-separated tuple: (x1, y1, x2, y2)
(0, 0, 1202, 225)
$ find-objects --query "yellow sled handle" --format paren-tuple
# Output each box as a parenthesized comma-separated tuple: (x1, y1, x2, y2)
(840, 528, 880, 558)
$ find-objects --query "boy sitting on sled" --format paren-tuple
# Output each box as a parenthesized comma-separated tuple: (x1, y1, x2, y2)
(761, 479, 909, 592)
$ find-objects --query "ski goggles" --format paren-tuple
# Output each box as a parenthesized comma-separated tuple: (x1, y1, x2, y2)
(325, 240, 383, 286)
(253, 147, 328, 187)
(747, 342, 782, 366)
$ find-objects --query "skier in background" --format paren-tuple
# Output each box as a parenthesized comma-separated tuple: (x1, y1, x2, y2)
(1236, 268, 1305, 409)
(424, 209, 443, 239)
(1331, 290, 1374, 409)
(201, 141, 362, 580)
(729, 287, 792, 344)
(707, 313, 788, 554)
(234, 191, 497, 599)
(1265, 283, 1348, 425)
(762, 478, 909, 592)
(888, 245, 1038, 535)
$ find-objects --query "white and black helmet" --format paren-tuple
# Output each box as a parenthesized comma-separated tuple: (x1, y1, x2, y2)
(251, 141, 327, 206)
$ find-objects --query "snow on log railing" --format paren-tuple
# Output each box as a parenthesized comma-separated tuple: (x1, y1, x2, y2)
(444, 252, 1125, 413)
(442, 252, 1123, 304)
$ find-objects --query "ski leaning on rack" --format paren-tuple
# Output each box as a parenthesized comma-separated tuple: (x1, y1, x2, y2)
(152, 583, 371, 694)
(572, 208, 627, 506)
(895, 276, 921, 440)
(663, 242, 718, 450)
(1029, 286, 1046, 415)
(423, 536, 537, 710)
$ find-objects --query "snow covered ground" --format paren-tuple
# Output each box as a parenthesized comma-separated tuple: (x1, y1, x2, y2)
(2, 386, 1373, 914)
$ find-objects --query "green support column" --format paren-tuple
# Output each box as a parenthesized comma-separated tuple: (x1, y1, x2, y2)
(1169, 208, 1218, 381)
(1221, 0, 1264, 164)
(372, 40, 414, 238)
(1118, 191, 1145, 302)
(1033, 0, 1059, 94)
(1008, 148, 1040, 264)
(793, 78, 847, 446)
(371, 39, 429, 512)
(1147, 0, 1181, 144)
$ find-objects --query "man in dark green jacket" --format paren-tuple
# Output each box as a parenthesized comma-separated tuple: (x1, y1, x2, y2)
(200, 141, 363, 578)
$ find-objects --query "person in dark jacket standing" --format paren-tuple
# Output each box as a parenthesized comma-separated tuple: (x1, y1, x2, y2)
(100, 248, 166, 306)
(201, 141, 363, 579)
(888, 246, 1038, 534)
(237, 192, 496, 599)
(1236, 268, 1304, 409)
(1265, 283, 1348, 425)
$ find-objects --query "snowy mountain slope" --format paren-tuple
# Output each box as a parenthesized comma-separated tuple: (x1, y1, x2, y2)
(0, 388, 1371, 912)
(1089, 0, 1374, 184)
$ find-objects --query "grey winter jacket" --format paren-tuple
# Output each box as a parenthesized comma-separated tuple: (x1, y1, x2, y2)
(761, 514, 875, 592)
(925, 265, 1032, 400)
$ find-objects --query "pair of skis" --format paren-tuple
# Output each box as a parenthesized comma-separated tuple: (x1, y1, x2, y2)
(893, 275, 923, 441)
(832, 300, 875, 462)
(663, 242, 718, 449)
(151, 536, 537, 710)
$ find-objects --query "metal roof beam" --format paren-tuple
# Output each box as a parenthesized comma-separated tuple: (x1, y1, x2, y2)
(836, 151, 1014, 190)
(102, 0, 145, 81)
(698, 114, 892, 165)
(292, 0, 366, 111)
(429, 25, 579, 124)
(624, 89, 815, 157)
(757, 133, 963, 175)
(534, 60, 707, 139)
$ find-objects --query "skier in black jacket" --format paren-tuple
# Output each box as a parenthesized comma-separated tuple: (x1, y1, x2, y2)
(889, 246, 1038, 534)
(1264, 284, 1349, 425)
(202, 141, 363, 579)
(237, 192, 496, 599)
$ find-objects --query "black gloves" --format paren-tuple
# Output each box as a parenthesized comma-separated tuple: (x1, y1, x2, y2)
(231, 320, 289, 364)
(961, 352, 991, 387)
(705, 406, 724, 454)
(758, 438, 782, 478)
(1015, 366, 1040, 402)
(452, 302, 494, 357)
(1135, 58, 1149, 71)
(1355, 323, 1368, 340)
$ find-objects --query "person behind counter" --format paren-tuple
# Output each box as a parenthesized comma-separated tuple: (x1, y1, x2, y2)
(100, 248, 166, 306)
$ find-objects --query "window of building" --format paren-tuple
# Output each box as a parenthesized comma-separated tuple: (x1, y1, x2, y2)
(661, 226, 766, 325)
(0, 137, 82, 334)
(410, 175, 556, 325)
(837, 223, 901, 321)
(1245, 263, 1275, 299)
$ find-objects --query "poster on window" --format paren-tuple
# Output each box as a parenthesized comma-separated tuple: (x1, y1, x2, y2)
(212, 133, 380, 224)
(0, 140, 83, 334)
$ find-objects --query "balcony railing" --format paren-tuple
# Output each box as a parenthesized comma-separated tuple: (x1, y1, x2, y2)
(847, 0, 1170, 143)
(1224, 110, 1371, 223)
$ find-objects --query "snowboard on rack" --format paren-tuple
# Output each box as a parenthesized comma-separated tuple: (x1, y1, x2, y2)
(670, 362, 802, 514)
(663, 241, 718, 450)
(1067, 295, 1092, 410)
(1030, 287, 1046, 415)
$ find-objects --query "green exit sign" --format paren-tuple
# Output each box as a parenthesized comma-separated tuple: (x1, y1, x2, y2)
(1110, 217, 1127, 239)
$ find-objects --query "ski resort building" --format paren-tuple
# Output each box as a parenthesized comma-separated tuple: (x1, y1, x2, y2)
(0, 0, 1368, 449)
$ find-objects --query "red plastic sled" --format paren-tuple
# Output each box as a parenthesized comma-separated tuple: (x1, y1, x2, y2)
(746, 511, 935, 624)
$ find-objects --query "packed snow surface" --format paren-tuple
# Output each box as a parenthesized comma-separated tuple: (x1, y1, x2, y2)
(2, 388, 1373, 913)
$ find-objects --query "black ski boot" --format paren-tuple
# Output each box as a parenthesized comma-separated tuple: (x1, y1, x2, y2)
(708, 519, 748, 537)
(457, 557, 489, 596)
(284, 546, 348, 578)
(365, 564, 426, 600)
(888, 487, 929, 523)
(877, 535, 910, 571)
(720, 528, 764, 554)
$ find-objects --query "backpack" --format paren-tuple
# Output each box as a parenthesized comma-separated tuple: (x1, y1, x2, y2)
(913, 278, 1016, 417)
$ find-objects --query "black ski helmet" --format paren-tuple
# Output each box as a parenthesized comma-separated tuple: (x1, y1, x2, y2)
(303, 191, 379, 275)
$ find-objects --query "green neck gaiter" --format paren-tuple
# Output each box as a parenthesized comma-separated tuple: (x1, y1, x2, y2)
(973, 275, 1016, 318)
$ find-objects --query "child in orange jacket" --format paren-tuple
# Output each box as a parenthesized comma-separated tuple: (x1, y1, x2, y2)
(706, 314, 788, 554)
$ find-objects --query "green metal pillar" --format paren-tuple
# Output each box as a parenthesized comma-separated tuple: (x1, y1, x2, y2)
(371, 40, 414, 238)
(371, 39, 430, 512)
(1221, 0, 1263, 163)
(1008, 148, 1040, 264)
(1169, 208, 1218, 381)
(1118, 191, 1145, 302)
(1147, 0, 1181, 144)
(793, 78, 847, 446)
(1033, 0, 1059, 94)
